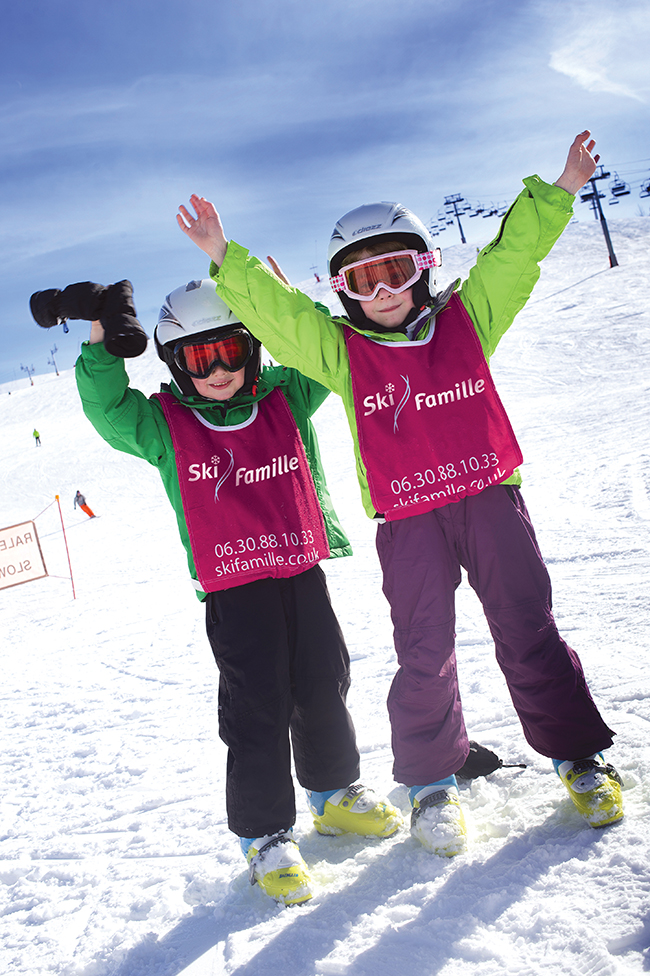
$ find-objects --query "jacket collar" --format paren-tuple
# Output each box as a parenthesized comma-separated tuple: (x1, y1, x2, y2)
(341, 279, 460, 342)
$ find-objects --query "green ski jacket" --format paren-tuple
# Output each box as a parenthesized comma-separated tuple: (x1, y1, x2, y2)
(210, 176, 575, 518)
(75, 343, 352, 598)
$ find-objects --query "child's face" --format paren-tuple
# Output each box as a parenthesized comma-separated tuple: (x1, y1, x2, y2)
(361, 287, 415, 329)
(353, 248, 415, 330)
(191, 365, 246, 400)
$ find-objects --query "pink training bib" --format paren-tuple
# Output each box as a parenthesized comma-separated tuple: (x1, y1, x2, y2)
(345, 294, 523, 520)
(155, 389, 330, 590)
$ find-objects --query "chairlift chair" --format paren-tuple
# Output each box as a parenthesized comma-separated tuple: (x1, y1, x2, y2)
(609, 174, 630, 198)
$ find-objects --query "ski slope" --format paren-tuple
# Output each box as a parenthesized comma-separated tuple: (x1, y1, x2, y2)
(1, 216, 650, 976)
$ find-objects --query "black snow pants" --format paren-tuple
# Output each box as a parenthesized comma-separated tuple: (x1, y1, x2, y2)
(205, 565, 360, 838)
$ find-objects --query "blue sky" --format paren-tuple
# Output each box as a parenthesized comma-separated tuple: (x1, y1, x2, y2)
(1, 0, 649, 382)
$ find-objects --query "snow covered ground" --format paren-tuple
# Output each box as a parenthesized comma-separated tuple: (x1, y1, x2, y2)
(1, 216, 650, 975)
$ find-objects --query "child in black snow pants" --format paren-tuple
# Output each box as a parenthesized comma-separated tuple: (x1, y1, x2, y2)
(74, 278, 402, 904)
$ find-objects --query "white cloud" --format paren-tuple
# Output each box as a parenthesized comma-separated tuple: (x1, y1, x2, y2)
(548, 1, 650, 102)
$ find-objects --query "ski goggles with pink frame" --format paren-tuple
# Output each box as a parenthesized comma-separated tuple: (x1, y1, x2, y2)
(330, 249, 442, 301)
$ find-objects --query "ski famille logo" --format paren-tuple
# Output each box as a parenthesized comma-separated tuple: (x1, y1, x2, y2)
(363, 373, 487, 428)
(361, 379, 411, 434)
(187, 451, 300, 502)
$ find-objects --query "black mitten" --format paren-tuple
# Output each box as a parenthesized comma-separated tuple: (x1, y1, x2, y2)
(30, 281, 108, 328)
(99, 280, 148, 359)
(30, 279, 148, 358)
(456, 740, 527, 779)
(61, 281, 108, 321)
(30, 288, 64, 329)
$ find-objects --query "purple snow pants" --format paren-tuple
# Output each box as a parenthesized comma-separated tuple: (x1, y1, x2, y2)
(375, 485, 614, 786)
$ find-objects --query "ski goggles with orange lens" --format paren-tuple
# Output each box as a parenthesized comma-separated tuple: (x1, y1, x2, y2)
(330, 249, 442, 301)
(173, 331, 253, 378)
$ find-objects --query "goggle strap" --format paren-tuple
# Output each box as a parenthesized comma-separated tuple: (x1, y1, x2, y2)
(416, 249, 442, 270)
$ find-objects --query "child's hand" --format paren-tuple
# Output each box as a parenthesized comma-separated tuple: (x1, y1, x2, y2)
(89, 320, 105, 344)
(554, 130, 600, 195)
(177, 195, 228, 266)
(266, 255, 291, 286)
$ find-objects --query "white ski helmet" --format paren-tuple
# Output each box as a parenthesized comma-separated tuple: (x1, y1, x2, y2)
(155, 278, 242, 347)
(328, 202, 439, 296)
(154, 279, 261, 397)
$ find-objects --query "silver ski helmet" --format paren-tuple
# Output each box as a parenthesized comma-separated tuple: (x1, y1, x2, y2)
(328, 202, 439, 325)
(154, 279, 261, 397)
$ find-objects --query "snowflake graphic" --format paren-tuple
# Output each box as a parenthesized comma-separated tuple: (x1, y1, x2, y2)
(211, 456, 220, 465)
(385, 383, 395, 393)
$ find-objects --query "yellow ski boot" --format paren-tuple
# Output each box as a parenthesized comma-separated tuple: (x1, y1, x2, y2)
(557, 757, 624, 828)
(410, 783, 468, 857)
(246, 831, 314, 906)
(309, 784, 402, 838)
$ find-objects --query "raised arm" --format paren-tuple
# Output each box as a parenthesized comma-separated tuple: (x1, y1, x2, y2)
(176, 194, 350, 394)
(459, 131, 599, 358)
(177, 195, 291, 285)
(76, 341, 171, 464)
(177, 194, 229, 266)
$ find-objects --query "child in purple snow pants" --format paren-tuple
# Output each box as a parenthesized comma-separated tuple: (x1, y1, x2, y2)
(376, 484, 613, 786)
(177, 129, 625, 850)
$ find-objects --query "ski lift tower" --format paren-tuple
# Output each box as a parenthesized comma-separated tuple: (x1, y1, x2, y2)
(48, 344, 60, 377)
(579, 165, 619, 268)
(21, 364, 35, 386)
(443, 193, 471, 244)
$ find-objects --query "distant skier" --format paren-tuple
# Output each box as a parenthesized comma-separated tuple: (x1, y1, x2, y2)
(33, 429, 41, 447)
(74, 491, 95, 518)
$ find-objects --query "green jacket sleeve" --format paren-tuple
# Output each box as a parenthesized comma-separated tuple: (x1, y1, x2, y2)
(459, 175, 575, 359)
(213, 248, 350, 394)
(75, 340, 172, 463)
(75, 341, 203, 592)
(275, 366, 331, 419)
